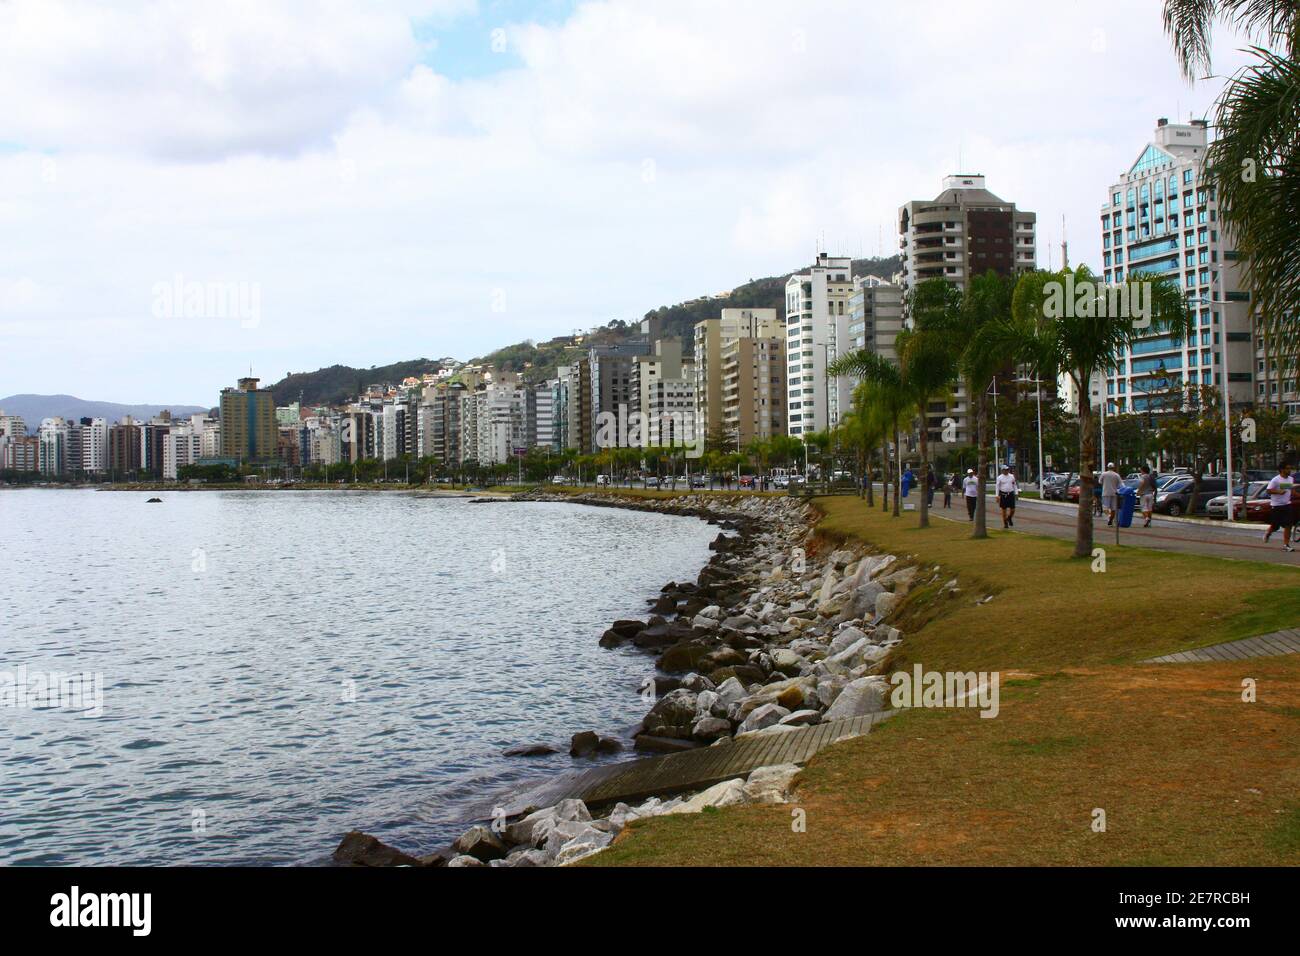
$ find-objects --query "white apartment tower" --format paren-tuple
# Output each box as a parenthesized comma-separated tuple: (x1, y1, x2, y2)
(1100, 118, 1261, 417)
(785, 253, 855, 437)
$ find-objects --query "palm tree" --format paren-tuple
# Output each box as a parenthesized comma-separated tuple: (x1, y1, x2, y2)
(950, 271, 1018, 539)
(896, 279, 962, 528)
(1012, 266, 1193, 557)
(1162, 1, 1300, 380)
(828, 352, 910, 517)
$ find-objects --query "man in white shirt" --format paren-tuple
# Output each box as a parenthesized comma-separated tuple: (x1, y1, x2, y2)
(1263, 462, 1295, 552)
(962, 468, 979, 521)
(1099, 463, 1123, 527)
(995, 465, 1018, 528)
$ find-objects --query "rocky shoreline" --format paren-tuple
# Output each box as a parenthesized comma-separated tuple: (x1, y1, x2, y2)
(334, 490, 933, 868)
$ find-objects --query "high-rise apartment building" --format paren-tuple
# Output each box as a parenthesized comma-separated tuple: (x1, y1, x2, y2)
(898, 175, 1037, 446)
(1100, 118, 1260, 416)
(220, 377, 278, 462)
(848, 276, 905, 360)
(721, 334, 785, 446)
(37, 418, 70, 476)
(694, 308, 784, 442)
(784, 254, 854, 437)
(631, 337, 696, 448)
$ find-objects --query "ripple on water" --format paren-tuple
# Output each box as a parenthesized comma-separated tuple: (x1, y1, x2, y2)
(0, 492, 718, 865)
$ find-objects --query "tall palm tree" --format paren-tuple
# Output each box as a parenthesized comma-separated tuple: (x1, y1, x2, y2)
(951, 271, 1017, 539)
(1012, 266, 1193, 558)
(828, 352, 910, 517)
(1163, 1, 1300, 379)
(896, 280, 962, 528)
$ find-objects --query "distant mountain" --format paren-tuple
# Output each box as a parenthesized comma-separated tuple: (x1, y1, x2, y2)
(264, 254, 902, 402)
(0, 395, 211, 432)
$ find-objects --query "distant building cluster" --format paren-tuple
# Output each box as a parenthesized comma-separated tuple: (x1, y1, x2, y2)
(5, 119, 1293, 482)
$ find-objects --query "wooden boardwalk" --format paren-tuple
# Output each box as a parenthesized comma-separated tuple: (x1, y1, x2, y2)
(1143, 628, 1300, 664)
(494, 712, 894, 818)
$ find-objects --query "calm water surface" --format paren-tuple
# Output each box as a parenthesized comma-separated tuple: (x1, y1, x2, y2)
(0, 489, 717, 865)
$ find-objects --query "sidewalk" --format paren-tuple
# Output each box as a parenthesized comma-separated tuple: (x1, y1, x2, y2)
(925, 491, 1299, 566)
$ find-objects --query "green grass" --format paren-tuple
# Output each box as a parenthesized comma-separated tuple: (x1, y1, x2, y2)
(586, 493, 1300, 868)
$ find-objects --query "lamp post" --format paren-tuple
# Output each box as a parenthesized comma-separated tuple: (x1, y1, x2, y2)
(1193, 294, 1236, 521)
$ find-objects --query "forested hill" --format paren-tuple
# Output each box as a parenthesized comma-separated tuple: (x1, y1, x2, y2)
(267, 255, 901, 404)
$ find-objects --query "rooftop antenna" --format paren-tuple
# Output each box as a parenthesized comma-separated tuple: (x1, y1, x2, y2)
(1061, 214, 1069, 270)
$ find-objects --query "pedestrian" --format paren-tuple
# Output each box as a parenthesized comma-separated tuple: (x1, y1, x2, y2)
(1263, 461, 1296, 553)
(1100, 462, 1122, 526)
(995, 465, 1018, 528)
(1137, 464, 1158, 528)
(901, 464, 915, 498)
(942, 472, 953, 509)
(926, 467, 938, 507)
(962, 468, 979, 521)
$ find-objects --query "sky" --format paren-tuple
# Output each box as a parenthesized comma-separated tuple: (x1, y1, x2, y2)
(0, 0, 1259, 405)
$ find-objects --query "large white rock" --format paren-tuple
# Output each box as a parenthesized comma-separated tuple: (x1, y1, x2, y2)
(554, 828, 614, 865)
(822, 676, 891, 721)
(665, 778, 749, 815)
(743, 763, 801, 804)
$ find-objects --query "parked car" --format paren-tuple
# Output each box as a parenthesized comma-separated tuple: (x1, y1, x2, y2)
(550, 475, 566, 485)
(772, 475, 790, 489)
(1042, 473, 1073, 501)
(1242, 484, 1300, 523)
(738, 475, 755, 489)
(1153, 476, 1228, 516)
(644, 476, 660, 488)
(595, 474, 610, 487)
(1205, 481, 1268, 519)
(689, 474, 709, 488)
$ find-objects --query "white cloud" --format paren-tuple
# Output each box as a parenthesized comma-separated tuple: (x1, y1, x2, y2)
(0, 0, 1258, 402)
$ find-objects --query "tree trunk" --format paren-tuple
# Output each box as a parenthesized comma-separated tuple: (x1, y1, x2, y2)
(973, 392, 988, 539)
(865, 447, 875, 507)
(918, 406, 930, 529)
(1075, 400, 1096, 558)
(880, 442, 890, 512)
(892, 425, 901, 518)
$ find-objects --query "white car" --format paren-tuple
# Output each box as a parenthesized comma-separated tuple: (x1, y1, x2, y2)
(550, 475, 566, 485)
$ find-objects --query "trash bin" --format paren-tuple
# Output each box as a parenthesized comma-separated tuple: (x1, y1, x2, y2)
(1116, 485, 1137, 528)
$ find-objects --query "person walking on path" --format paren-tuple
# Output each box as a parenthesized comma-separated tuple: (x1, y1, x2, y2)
(995, 465, 1018, 528)
(943, 472, 954, 509)
(1100, 462, 1123, 526)
(1137, 464, 1158, 528)
(926, 467, 938, 508)
(962, 468, 979, 521)
(901, 464, 915, 498)
(1263, 462, 1296, 552)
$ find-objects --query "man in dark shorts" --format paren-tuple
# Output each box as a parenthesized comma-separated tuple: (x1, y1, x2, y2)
(995, 465, 1018, 528)
(1263, 462, 1295, 553)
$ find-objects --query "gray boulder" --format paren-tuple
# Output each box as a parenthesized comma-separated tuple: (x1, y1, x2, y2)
(736, 702, 790, 735)
(822, 676, 891, 721)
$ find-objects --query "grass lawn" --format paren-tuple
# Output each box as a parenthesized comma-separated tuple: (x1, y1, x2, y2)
(587, 493, 1300, 867)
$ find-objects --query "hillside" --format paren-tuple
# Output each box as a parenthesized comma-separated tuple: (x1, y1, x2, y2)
(267, 359, 452, 406)
(0, 395, 211, 431)
(266, 254, 901, 402)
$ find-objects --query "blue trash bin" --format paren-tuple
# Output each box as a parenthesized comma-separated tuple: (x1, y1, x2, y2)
(1116, 485, 1137, 528)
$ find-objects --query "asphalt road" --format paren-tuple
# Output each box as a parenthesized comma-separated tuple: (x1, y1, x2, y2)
(922, 492, 1300, 567)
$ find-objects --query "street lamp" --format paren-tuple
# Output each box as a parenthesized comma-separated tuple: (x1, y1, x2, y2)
(1192, 294, 1236, 521)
